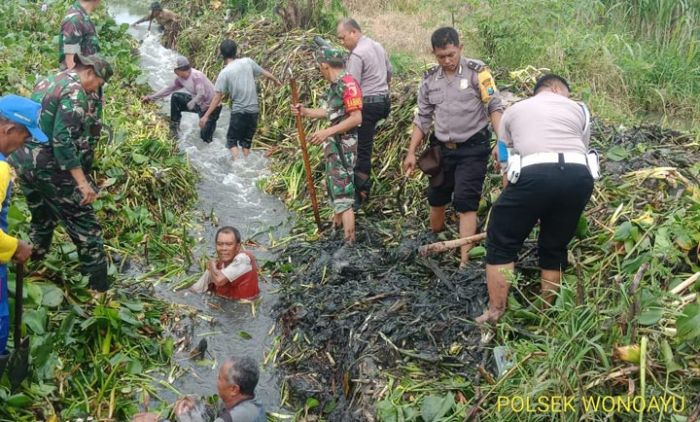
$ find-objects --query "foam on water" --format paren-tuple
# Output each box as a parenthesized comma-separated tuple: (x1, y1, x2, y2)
(109, 1, 290, 412)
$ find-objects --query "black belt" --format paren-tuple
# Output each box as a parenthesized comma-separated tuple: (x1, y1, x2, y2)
(435, 127, 490, 150)
(363, 94, 389, 104)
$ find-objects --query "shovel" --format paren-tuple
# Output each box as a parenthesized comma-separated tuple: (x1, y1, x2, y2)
(8, 263, 29, 390)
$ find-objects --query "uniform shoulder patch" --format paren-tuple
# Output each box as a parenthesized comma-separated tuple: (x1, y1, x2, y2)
(423, 65, 440, 79)
(466, 59, 486, 72)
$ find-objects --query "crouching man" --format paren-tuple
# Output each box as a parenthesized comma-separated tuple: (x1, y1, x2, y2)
(190, 226, 260, 301)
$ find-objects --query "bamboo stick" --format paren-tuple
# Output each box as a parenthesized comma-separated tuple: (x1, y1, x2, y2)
(289, 73, 322, 232)
(418, 233, 487, 256)
(670, 272, 700, 295)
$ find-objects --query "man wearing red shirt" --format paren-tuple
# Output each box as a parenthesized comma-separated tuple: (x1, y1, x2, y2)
(190, 226, 259, 300)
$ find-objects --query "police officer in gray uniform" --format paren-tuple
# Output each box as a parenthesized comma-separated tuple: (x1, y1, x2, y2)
(336, 18, 392, 209)
(476, 74, 595, 324)
(403, 27, 504, 267)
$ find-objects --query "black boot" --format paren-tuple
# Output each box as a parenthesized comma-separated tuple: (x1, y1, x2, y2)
(169, 121, 180, 139)
(86, 264, 109, 292)
(0, 353, 9, 379)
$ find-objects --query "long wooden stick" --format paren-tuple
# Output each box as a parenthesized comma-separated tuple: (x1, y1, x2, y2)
(670, 271, 700, 295)
(418, 232, 486, 256)
(289, 76, 322, 231)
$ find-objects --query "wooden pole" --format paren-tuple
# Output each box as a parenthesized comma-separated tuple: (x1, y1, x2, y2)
(418, 233, 487, 256)
(289, 76, 323, 231)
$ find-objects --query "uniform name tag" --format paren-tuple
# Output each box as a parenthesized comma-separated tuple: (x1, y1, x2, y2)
(459, 79, 469, 90)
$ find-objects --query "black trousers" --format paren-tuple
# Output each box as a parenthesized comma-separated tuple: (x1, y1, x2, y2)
(486, 163, 594, 270)
(354, 98, 390, 191)
(171, 92, 222, 143)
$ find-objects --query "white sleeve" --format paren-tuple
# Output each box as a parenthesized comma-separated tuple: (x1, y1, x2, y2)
(221, 253, 253, 282)
(190, 270, 211, 293)
(579, 103, 591, 148)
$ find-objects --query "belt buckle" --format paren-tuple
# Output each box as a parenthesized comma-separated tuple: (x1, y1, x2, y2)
(445, 142, 457, 150)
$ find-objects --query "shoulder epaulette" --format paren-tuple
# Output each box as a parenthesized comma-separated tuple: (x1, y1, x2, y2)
(423, 65, 440, 79)
(466, 59, 486, 72)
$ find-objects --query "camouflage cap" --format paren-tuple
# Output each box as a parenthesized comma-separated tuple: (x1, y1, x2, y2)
(76, 53, 113, 82)
(316, 47, 347, 66)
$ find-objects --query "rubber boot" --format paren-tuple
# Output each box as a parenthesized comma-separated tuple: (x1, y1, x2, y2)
(0, 353, 9, 379)
(86, 264, 109, 292)
(169, 121, 180, 139)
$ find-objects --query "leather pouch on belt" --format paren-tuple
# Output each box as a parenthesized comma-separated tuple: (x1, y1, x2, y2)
(417, 134, 444, 187)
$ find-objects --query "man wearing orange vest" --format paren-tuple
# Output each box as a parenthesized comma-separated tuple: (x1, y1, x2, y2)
(190, 226, 260, 301)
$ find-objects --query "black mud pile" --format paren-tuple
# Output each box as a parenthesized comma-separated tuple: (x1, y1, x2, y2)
(272, 227, 488, 421)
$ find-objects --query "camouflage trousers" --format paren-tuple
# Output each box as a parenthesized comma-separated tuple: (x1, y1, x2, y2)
(17, 170, 108, 291)
(324, 133, 357, 214)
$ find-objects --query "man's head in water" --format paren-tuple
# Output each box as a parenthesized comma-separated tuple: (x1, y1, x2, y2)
(215, 226, 241, 264)
(217, 356, 259, 408)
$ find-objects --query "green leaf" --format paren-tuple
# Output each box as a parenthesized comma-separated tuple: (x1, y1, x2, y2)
(305, 397, 320, 410)
(677, 303, 700, 341)
(239, 331, 252, 340)
(40, 283, 64, 308)
(614, 221, 633, 241)
(24, 308, 47, 335)
(25, 282, 43, 307)
(660, 340, 681, 373)
(118, 308, 143, 327)
(468, 246, 486, 258)
(420, 393, 455, 422)
(606, 145, 629, 161)
(376, 400, 399, 422)
(7, 393, 32, 408)
(576, 215, 589, 238)
(131, 152, 148, 164)
(638, 307, 664, 326)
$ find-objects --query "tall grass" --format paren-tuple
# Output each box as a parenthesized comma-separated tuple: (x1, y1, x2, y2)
(467, 0, 700, 128)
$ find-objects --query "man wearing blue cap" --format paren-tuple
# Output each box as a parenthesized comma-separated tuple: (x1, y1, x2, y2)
(0, 94, 47, 372)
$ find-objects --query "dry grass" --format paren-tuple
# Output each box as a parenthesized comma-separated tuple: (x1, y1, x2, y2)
(342, 0, 459, 63)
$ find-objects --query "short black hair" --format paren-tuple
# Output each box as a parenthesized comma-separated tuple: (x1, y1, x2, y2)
(216, 226, 241, 244)
(340, 18, 361, 32)
(225, 356, 259, 396)
(534, 74, 571, 94)
(174, 65, 191, 72)
(150, 2, 162, 11)
(431, 27, 460, 50)
(220, 39, 237, 60)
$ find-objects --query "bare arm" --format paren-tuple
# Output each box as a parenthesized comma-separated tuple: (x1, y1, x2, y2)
(208, 259, 229, 287)
(293, 105, 327, 120)
(261, 69, 282, 86)
(69, 167, 97, 205)
(64, 54, 76, 69)
(199, 92, 223, 128)
(403, 124, 426, 176)
(307, 110, 362, 145)
(489, 110, 503, 139)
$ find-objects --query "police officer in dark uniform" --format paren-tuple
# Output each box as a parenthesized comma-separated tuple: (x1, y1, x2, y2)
(403, 27, 505, 267)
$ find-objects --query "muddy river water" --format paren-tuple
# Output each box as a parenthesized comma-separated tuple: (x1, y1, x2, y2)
(109, 1, 292, 413)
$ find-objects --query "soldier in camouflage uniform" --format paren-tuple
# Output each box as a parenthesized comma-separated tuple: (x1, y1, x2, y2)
(9, 54, 113, 292)
(59, 0, 104, 150)
(59, 0, 101, 69)
(291, 48, 363, 243)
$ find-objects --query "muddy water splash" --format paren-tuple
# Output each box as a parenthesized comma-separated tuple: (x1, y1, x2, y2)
(110, 1, 291, 412)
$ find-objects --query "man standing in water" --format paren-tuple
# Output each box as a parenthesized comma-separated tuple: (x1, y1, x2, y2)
(199, 39, 282, 161)
(336, 18, 392, 210)
(190, 226, 260, 301)
(291, 48, 363, 244)
(132, 2, 182, 49)
(142, 56, 221, 142)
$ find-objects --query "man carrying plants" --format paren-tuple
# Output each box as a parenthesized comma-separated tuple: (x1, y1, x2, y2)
(403, 27, 504, 267)
(132, 2, 182, 50)
(200, 39, 282, 161)
(142, 56, 221, 142)
(291, 48, 363, 244)
(9, 54, 113, 292)
(0, 95, 46, 373)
